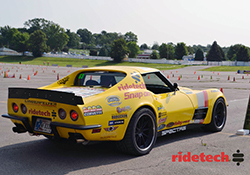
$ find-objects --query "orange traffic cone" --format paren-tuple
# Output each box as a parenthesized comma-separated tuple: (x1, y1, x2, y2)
(178, 76, 181, 80)
(27, 75, 30, 80)
(19, 74, 22, 79)
(198, 76, 200, 80)
(220, 88, 223, 93)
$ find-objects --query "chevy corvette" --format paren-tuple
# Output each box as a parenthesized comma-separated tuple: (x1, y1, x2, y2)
(2, 66, 227, 155)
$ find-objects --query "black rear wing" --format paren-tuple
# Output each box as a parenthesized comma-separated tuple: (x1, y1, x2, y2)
(8, 88, 84, 106)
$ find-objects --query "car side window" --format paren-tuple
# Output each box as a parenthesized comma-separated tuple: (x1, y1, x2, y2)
(142, 72, 173, 94)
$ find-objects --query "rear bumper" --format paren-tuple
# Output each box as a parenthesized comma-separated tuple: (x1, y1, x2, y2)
(1, 114, 102, 137)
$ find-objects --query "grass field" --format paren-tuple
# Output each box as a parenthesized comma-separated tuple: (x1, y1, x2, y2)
(0, 56, 186, 70)
(200, 66, 250, 72)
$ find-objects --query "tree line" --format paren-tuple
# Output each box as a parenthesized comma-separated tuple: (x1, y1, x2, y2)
(0, 18, 250, 62)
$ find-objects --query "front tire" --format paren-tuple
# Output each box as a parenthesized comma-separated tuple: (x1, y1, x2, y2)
(204, 98, 227, 132)
(116, 108, 157, 156)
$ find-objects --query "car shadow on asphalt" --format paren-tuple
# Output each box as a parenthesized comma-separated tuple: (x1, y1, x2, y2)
(0, 127, 215, 175)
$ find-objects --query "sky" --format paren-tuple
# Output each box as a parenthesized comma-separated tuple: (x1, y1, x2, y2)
(1, 0, 250, 47)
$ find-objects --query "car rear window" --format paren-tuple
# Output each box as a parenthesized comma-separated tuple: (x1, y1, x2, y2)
(74, 71, 126, 88)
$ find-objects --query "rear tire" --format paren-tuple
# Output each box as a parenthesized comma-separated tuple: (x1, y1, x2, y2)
(203, 98, 227, 132)
(116, 108, 157, 156)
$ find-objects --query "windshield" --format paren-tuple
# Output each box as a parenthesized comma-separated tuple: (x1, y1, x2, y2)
(74, 71, 126, 88)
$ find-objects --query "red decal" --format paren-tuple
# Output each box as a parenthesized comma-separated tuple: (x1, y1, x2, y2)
(203, 91, 208, 107)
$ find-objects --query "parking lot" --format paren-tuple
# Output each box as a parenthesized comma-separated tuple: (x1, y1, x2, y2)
(0, 63, 250, 175)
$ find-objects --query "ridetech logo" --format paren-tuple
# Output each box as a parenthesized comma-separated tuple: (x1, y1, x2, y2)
(172, 152, 229, 163)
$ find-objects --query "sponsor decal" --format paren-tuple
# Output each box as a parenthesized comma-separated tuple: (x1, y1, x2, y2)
(24, 100, 57, 107)
(159, 111, 167, 118)
(211, 89, 220, 93)
(167, 122, 175, 127)
(83, 105, 103, 116)
(112, 114, 127, 119)
(174, 120, 190, 126)
(100, 131, 117, 139)
(157, 124, 166, 130)
(131, 71, 141, 83)
(124, 91, 150, 100)
(162, 126, 186, 136)
(182, 89, 193, 94)
(158, 116, 167, 124)
(52, 110, 56, 119)
(117, 106, 131, 113)
(106, 95, 122, 107)
(109, 120, 124, 126)
(196, 91, 208, 108)
(166, 93, 173, 104)
(29, 109, 50, 117)
(57, 76, 69, 85)
(157, 105, 164, 111)
(104, 126, 118, 132)
(118, 82, 146, 91)
(190, 119, 204, 124)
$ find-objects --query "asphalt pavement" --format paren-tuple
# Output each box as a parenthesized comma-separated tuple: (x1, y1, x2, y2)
(0, 63, 250, 175)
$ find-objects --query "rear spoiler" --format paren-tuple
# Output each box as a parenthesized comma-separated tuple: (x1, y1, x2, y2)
(8, 88, 84, 106)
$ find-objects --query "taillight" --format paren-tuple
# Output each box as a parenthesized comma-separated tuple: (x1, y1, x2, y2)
(70, 110, 78, 121)
(21, 104, 27, 114)
(58, 108, 66, 120)
(13, 103, 19, 113)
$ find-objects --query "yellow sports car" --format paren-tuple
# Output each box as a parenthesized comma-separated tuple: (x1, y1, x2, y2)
(2, 66, 227, 155)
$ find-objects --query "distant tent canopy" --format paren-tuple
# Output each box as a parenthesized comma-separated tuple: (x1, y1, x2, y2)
(0, 47, 18, 53)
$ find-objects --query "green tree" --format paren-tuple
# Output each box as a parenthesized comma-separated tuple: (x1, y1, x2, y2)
(0, 26, 11, 46)
(206, 41, 225, 61)
(227, 44, 241, 60)
(159, 43, 168, 58)
(24, 18, 55, 34)
(150, 50, 160, 59)
(236, 45, 250, 62)
(110, 38, 129, 62)
(175, 42, 188, 60)
(194, 48, 204, 61)
(99, 47, 109, 56)
(77, 28, 93, 44)
(187, 46, 194, 55)
(66, 29, 81, 49)
(140, 43, 149, 50)
(12, 31, 30, 55)
(151, 43, 159, 50)
(127, 41, 139, 58)
(45, 24, 69, 52)
(28, 30, 47, 57)
(124, 31, 138, 43)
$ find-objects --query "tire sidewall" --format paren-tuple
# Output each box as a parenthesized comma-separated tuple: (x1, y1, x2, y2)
(211, 98, 227, 131)
(130, 108, 157, 155)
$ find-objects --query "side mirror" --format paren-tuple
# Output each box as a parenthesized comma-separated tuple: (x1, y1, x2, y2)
(173, 83, 178, 95)
(173, 83, 178, 90)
